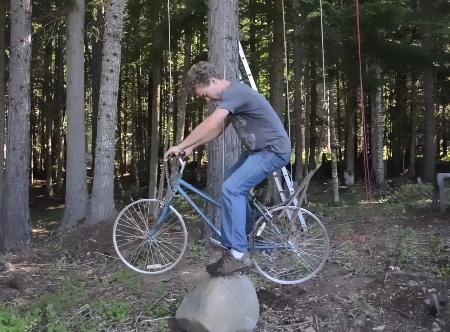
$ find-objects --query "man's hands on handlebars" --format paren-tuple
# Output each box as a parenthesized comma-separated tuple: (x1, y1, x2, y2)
(164, 145, 193, 161)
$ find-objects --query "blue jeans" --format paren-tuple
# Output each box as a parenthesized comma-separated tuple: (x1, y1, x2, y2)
(220, 149, 291, 252)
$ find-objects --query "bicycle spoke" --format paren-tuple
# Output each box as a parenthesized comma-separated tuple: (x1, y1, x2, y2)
(113, 199, 187, 274)
(251, 206, 329, 284)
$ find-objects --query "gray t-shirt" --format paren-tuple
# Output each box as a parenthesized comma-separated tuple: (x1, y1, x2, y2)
(217, 82, 291, 155)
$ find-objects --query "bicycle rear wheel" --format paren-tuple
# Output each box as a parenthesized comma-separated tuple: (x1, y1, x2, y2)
(113, 199, 187, 274)
(251, 206, 329, 284)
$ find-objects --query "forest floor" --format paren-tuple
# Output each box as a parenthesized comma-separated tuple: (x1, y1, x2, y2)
(1, 175, 450, 332)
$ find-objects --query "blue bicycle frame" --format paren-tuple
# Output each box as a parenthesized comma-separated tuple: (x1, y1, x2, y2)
(156, 160, 286, 251)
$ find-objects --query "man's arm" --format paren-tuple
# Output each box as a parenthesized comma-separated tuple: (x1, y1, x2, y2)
(164, 108, 230, 159)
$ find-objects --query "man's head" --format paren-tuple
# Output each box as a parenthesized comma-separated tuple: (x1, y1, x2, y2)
(186, 61, 230, 103)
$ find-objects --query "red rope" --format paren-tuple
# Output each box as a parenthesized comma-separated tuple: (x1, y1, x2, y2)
(355, 0, 374, 218)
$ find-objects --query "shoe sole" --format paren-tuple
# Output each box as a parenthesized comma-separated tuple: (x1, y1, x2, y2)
(207, 263, 252, 277)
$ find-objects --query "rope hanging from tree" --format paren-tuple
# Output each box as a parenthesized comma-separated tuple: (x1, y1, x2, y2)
(355, 0, 375, 219)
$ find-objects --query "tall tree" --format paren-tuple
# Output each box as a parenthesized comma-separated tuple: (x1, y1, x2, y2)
(344, 76, 357, 186)
(91, 5, 105, 172)
(371, 64, 384, 188)
(292, 0, 304, 183)
(175, 31, 192, 145)
(53, 30, 65, 193)
(207, 0, 240, 229)
(0, 0, 6, 215)
(90, 0, 129, 222)
(148, 0, 161, 199)
(421, 21, 435, 182)
(329, 71, 339, 205)
(1, 0, 32, 251)
(62, 0, 88, 226)
(408, 73, 418, 178)
(43, 42, 53, 197)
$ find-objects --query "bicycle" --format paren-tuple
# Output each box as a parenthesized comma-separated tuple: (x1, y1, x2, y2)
(113, 158, 329, 284)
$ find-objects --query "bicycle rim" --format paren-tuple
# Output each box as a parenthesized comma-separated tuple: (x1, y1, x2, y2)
(113, 199, 187, 274)
(251, 206, 329, 284)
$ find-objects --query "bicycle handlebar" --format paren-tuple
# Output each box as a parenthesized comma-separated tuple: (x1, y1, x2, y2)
(177, 158, 186, 174)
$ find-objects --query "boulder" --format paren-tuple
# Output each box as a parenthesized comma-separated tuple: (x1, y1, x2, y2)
(175, 274, 259, 332)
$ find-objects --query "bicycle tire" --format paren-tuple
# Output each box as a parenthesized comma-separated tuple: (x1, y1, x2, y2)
(113, 199, 187, 274)
(251, 206, 329, 284)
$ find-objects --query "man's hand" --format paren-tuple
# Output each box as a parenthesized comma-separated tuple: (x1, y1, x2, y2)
(164, 145, 193, 161)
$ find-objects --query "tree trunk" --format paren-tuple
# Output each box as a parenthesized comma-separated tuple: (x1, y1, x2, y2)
(266, 0, 285, 204)
(62, 0, 88, 227)
(408, 73, 418, 178)
(90, 0, 128, 222)
(175, 31, 192, 145)
(269, 0, 284, 119)
(44, 42, 53, 197)
(1, 0, 32, 251)
(422, 23, 435, 182)
(292, 0, 304, 183)
(207, 0, 240, 230)
(54, 31, 65, 193)
(391, 72, 407, 175)
(372, 64, 384, 188)
(148, 0, 160, 199)
(0, 0, 6, 215)
(329, 72, 339, 205)
(309, 61, 317, 169)
(91, 6, 104, 173)
(304, 67, 311, 178)
(344, 77, 357, 186)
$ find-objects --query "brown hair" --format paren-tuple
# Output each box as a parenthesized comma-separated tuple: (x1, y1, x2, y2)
(186, 61, 221, 94)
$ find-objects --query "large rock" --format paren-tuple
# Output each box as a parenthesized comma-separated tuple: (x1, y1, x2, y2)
(175, 274, 259, 332)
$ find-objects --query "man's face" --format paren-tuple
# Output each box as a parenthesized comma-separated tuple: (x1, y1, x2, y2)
(195, 78, 223, 103)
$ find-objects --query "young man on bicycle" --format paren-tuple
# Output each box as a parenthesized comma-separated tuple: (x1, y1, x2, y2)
(164, 61, 291, 276)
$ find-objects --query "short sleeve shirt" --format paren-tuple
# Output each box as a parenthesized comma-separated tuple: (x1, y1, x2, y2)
(217, 83, 291, 155)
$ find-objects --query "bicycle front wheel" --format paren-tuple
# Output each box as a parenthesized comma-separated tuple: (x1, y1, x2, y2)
(113, 199, 187, 274)
(251, 206, 329, 284)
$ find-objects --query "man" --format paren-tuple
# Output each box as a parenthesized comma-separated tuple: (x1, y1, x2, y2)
(164, 61, 291, 276)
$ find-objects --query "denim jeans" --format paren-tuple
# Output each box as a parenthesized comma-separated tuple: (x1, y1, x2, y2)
(220, 149, 291, 252)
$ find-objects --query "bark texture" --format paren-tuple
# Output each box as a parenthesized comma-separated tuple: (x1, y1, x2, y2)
(292, 0, 304, 182)
(329, 73, 339, 205)
(62, 0, 88, 226)
(422, 23, 435, 183)
(148, 0, 161, 199)
(207, 0, 241, 228)
(372, 65, 384, 188)
(90, 0, 128, 222)
(0, 0, 6, 215)
(1, 0, 32, 251)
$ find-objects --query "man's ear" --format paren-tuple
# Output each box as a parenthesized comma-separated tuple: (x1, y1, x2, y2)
(210, 77, 217, 85)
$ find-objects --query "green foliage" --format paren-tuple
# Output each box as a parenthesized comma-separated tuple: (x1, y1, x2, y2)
(145, 301, 171, 318)
(35, 276, 89, 317)
(392, 227, 417, 263)
(439, 265, 450, 278)
(106, 266, 144, 293)
(333, 222, 354, 238)
(188, 240, 207, 259)
(423, 235, 443, 258)
(149, 320, 170, 332)
(384, 184, 433, 204)
(94, 300, 132, 323)
(0, 304, 41, 332)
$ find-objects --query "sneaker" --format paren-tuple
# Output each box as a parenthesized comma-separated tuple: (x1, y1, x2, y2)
(206, 250, 252, 276)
